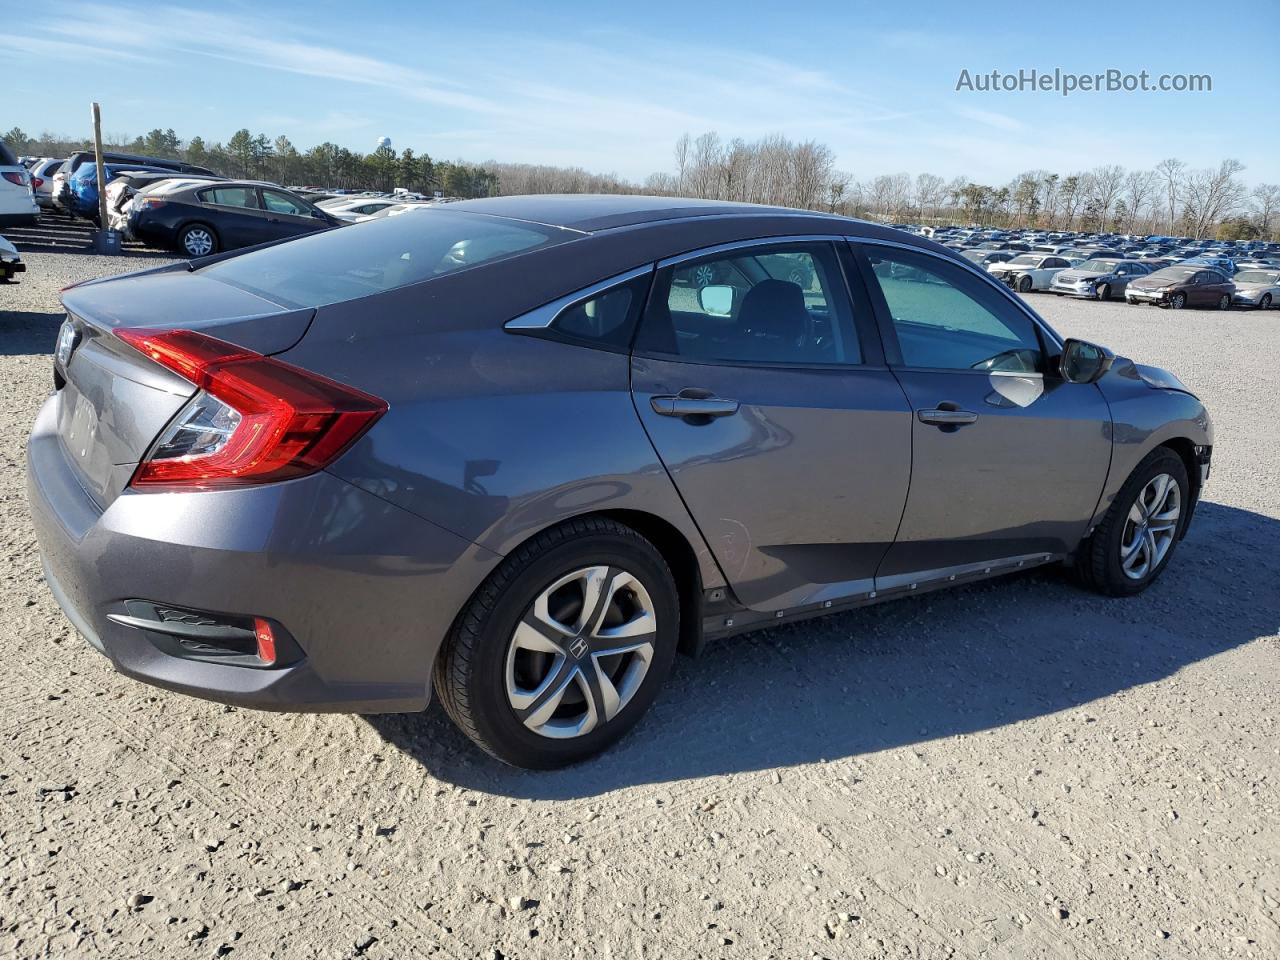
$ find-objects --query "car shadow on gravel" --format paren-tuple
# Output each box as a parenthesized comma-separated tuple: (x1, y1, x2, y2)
(0, 310, 62, 355)
(378, 499, 1275, 799)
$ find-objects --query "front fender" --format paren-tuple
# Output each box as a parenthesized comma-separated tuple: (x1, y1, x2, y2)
(1089, 359, 1213, 531)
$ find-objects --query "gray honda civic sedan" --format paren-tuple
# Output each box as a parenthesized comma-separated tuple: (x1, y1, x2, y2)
(28, 196, 1213, 768)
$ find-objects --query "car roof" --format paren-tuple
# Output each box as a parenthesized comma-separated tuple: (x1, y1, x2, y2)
(445, 194, 850, 233)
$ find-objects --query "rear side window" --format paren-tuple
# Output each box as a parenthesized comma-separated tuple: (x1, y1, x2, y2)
(202, 187, 260, 209)
(201, 208, 571, 308)
(548, 275, 652, 350)
(635, 241, 861, 366)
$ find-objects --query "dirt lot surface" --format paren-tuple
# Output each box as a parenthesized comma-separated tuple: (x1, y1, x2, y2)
(2, 226, 1277, 960)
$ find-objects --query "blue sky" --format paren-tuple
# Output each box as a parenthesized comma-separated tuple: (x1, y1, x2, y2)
(7, 0, 1277, 184)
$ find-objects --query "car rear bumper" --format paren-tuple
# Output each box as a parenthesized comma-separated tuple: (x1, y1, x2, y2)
(27, 393, 502, 714)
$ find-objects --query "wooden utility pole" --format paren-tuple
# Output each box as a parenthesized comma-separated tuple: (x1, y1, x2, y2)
(91, 101, 116, 253)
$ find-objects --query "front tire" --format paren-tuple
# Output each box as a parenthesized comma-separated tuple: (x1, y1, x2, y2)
(1097, 283, 1111, 301)
(434, 517, 680, 768)
(1259, 294, 1272, 310)
(1169, 292, 1186, 309)
(1075, 448, 1189, 597)
(1017, 275, 1033, 293)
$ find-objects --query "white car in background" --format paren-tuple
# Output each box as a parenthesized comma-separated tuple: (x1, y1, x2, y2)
(319, 196, 404, 222)
(0, 233, 24, 282)
(988, 253, 1077, 292)
(28, 157, 64, 209)
(0, 141, 39, 227)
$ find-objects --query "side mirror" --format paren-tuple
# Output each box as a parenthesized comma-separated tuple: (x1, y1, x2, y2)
(698, 284, 734, 317)
(1058, 338, 1114, 384)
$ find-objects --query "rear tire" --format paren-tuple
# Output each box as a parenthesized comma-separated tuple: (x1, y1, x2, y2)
(434, 517, 680, 768)
(178, 223, 218, 258)
(1075, 448, 1189, 597)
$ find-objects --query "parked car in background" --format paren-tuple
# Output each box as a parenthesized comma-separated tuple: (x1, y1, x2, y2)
(1051, 258, 1152, 300)
(1229, 269, 1280, 309)
(67, 163, 179, 223)
(988, 253, 1076, 292)
(105, 170, 225, 233)
(319, 196, 404, 222)
(1180, 256, 1236, 276)
(1125, 266, 1234, 309)
(0, 233, 24, 282)
(28, 157, 65, 209)
(54, 151, 217, 212)
(0, 141, 39, 227)
(960, 249, 1016, 268)
(128, 180, 341, 256)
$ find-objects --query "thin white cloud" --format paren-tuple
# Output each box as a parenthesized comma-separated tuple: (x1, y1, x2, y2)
(952, 106, 1024, 131)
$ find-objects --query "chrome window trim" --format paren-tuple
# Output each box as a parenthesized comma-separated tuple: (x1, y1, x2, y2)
(847, 235, 1065, 351)
(656, 234, 842, 269)
(504, 264, 655, 330)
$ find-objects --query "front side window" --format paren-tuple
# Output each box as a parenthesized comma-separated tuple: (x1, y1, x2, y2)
(635, 241, 861, 365)
(261, 190, 310, 216)
(203, 187, 260, 209)
(863, 247, 1043, 373)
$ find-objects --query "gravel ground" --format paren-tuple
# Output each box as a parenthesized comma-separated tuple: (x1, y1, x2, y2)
(1, 230, 1277, 960)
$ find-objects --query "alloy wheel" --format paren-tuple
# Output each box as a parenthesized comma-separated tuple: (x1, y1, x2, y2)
(505, 566, 656, 739)
(1119, 473, 1181, 581)
(183, 228, 213, 257)
(1170, 293, 1185, 309)
(1260, 294, 1272, 310)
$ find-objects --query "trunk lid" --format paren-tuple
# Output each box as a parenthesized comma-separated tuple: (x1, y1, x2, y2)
(56, 272, 315, 508)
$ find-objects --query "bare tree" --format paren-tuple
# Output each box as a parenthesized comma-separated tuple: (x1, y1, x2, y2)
(914, 173, 946, 221)
(1086, 165, 1126, 230)
(1155, 158, 1186, 234)
(673, 133, 690, 193)
(1121, 169, 1159, 233)
(1182, 159, 1247, 238)
(1250, 183, 1280, 239)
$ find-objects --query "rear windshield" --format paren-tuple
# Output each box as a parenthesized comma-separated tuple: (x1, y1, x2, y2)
(0, 141, 17, 166)
(199, 210, 574, 307)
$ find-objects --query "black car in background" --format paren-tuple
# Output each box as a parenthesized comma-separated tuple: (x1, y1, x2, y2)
(128, 180, 342, 256)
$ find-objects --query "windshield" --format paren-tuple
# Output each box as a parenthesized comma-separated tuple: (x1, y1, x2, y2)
(1150, 267, 1197, 281)
(1008, 255, 1040, 265)
(1078, 259, 1121, 272)
(200, 209, 574, 308)
(1234, 270, 1279, 283)
(961, 250, 1000, 263)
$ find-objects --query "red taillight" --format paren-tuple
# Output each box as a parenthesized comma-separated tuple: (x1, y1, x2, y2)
(254, 618, 277, 666)
(115, 328, 387, 489)
(2, 172, 25, 186)
(140, 197, 167, 209)
(32, 176, 43, 189)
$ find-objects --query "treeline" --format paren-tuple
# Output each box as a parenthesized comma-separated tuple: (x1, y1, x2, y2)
(5, 124, 1276, 239)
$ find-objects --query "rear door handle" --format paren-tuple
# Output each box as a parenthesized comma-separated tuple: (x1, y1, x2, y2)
(917, 407, 978, 426)
(651, 396, 740, 418)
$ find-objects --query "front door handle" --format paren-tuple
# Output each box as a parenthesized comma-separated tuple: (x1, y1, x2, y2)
(651, 395, 740, 419)
(917, 407, 978, 426)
